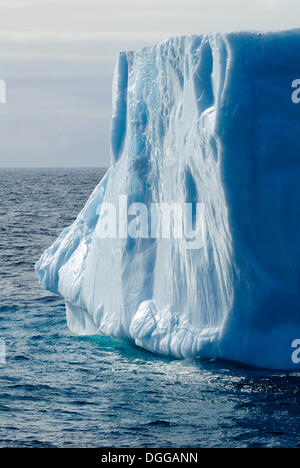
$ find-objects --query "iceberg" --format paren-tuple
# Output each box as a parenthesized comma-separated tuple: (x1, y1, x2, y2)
(36, 30, 300, 369)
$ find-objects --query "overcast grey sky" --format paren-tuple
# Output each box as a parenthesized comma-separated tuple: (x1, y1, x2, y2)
(0, 0, 299, 167)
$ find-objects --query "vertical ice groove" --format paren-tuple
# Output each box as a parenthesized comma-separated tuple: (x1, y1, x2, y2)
(111, 52, 129, 164)
(192, 34, 214, 115)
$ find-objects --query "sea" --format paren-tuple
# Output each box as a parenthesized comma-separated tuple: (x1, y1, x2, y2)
(0, 167, 300, 448)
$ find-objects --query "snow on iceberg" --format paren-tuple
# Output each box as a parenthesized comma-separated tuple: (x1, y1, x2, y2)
(36, 30, 300, 369)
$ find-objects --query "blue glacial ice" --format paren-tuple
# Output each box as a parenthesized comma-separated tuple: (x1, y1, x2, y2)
(36, 30, 300, 369)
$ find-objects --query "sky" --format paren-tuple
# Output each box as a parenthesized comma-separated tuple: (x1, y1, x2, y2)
(0, 0, 299, 167)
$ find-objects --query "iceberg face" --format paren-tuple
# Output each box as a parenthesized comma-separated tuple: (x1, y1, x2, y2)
(36, 30, 300, 369)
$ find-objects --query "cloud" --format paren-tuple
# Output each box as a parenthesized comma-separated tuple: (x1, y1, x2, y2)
(0, 0, 300, 167)
(1, 0, 300, 36)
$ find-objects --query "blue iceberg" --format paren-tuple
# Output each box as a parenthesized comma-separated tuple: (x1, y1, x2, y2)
(36, 30, 300, 369)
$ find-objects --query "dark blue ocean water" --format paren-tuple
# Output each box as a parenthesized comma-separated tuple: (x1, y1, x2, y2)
(0, 167, 300, 448)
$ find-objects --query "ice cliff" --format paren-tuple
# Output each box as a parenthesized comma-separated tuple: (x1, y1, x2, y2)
(36, 30, 300, 369)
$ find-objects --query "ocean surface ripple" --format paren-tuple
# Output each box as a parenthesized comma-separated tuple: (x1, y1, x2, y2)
(0, 168, 299, 448)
